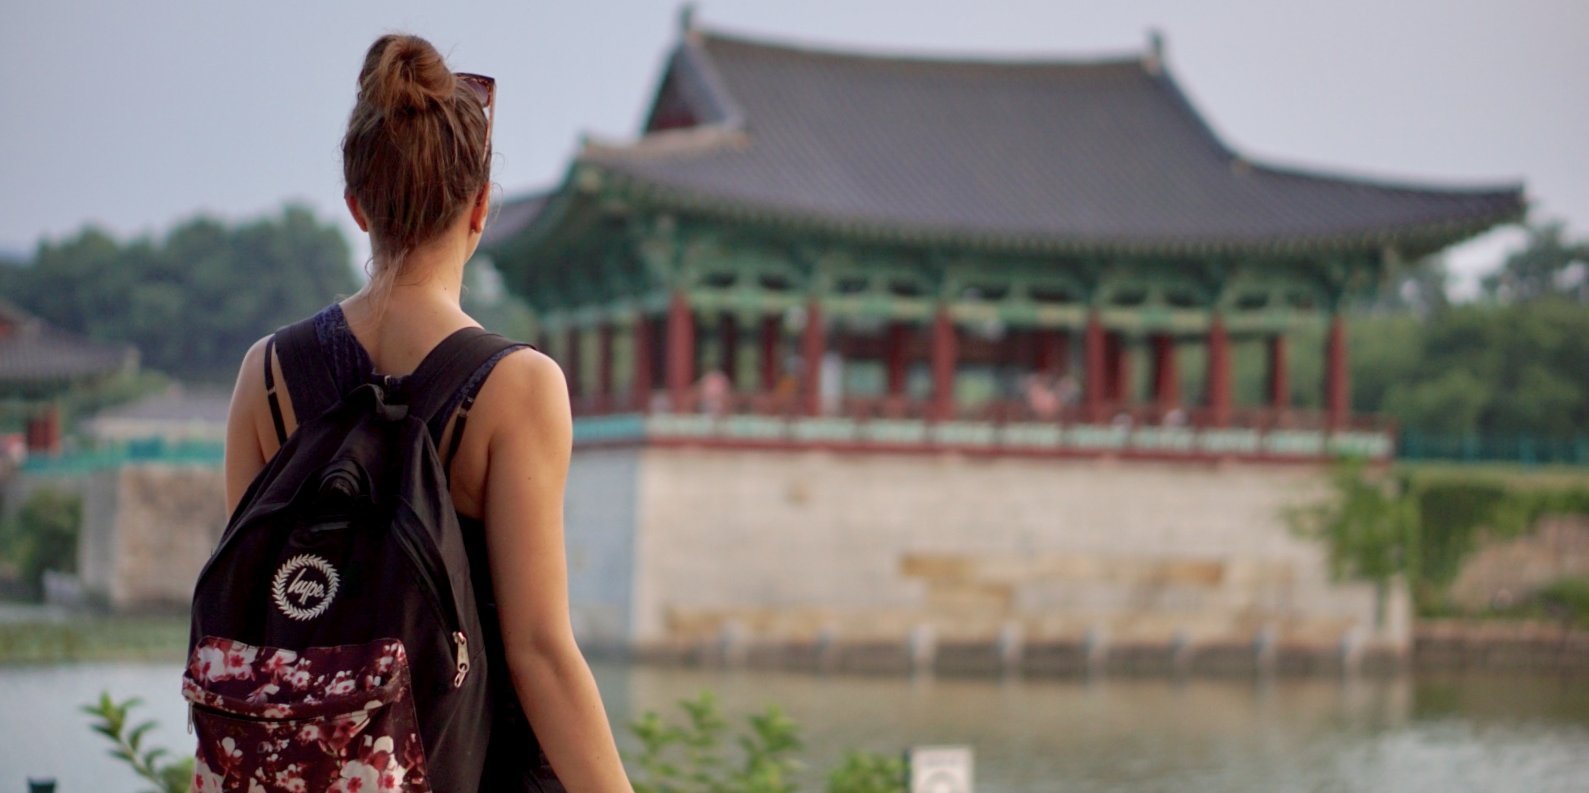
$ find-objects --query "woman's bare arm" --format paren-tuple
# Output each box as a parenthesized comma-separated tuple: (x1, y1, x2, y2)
(479, 349, 632, 792)
(223, 337, 273, 516)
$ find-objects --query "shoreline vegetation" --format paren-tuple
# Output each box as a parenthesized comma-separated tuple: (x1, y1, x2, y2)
(3, 611, 1585, 675)
(0, 614, 188, 665)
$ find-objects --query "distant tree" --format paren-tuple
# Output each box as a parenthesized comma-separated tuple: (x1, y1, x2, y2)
(1370, 301, 1589, 436)
(1482, 220, 1589, 304)
(9, 204, 356, 382)
(1288, 459, 1417, 628)
(1357, 254, 1451, 316)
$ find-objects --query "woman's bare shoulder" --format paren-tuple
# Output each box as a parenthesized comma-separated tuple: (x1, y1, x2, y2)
(473, 346, 571, 441)
(230, 335, 274, 411)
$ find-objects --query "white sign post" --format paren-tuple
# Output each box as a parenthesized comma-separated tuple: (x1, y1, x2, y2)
(908, 745, 974, 793)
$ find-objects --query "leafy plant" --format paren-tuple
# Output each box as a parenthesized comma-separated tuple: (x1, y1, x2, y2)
(1295, 460, 1589, 618)
(825, 750, 907, 793)
(1538, 576, 1589, 629)
(629, 690, 802, 793)
(82, 692, 192, 793)
(1288, 459, 1418, 626)
(0, 487, 82, 599)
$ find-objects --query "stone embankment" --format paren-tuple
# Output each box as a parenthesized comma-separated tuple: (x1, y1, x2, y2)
(1415, 619, 1589, 674)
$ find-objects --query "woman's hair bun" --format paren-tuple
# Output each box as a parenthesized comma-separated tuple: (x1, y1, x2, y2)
(357, 34, 454, 114)
(343, 32, 491, 267)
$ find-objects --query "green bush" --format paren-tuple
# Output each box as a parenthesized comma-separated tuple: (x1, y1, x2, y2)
(0, 487, 82, 599)
(1288, 459, 1417, 626)
(1413, 477, 1514, 595)
(826, 751, 907, 793)
(90, 683, 913, 793)
(629, 691, 803, 793)
(1298, 460, 1589, 617)
(1538, 577, 1589, 628)
(83, 693, 193, 793)
(627, 691, 908, 793)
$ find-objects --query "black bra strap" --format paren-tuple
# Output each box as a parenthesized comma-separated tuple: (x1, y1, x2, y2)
(263, 335, 288, 446)
(442, 392, 478, 475)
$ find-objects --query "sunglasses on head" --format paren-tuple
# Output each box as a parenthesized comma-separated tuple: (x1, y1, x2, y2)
(455, 72, 495, 167)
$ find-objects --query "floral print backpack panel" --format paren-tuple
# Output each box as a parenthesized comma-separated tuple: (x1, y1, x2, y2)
(182, 636, 431, 792)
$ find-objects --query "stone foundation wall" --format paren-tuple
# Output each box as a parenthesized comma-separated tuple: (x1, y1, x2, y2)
(1447, 516, 1589, 611)
(564, 446, 1408, 660)
(79, 464, 223, 610)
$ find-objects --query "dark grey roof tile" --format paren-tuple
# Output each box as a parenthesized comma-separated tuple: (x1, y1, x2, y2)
(568, 31, 1522, 254)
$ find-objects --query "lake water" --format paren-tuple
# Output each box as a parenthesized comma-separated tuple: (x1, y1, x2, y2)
(2, 661, 1587, 792)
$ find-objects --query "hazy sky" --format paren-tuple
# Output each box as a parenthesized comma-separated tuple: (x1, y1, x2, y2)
(3, 1, 1585, 296)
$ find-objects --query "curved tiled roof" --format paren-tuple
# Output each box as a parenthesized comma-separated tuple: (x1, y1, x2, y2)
(542, 30, 1523, 256)
(0, 299, 136, 385)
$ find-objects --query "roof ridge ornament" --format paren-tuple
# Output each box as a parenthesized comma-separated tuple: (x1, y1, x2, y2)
(1143, 28, 1165, 75)
(678, 3, 697, 36)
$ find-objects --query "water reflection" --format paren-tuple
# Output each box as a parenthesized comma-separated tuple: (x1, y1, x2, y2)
(1, 662, 1585, 792)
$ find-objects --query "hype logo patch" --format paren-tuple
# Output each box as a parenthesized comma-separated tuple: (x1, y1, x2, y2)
(270, 554, 341, 621)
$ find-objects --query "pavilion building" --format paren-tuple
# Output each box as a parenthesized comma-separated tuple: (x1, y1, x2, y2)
(482, 20, 1523, 670)
(0, 298, 136, 456)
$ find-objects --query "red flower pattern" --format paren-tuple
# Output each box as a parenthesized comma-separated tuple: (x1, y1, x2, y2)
(182, 637, 430, 792)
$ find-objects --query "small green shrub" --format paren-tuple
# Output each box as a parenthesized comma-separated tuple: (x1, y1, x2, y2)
(629, 690, 803, 793)
(826, 750, 907, 793)
(86, 684, 911, 793)
(1538, 576, 1589, 628)
(0, 487, 82, 598)
(1297, 461, 1589, 619)
(82, 692, 192, 793)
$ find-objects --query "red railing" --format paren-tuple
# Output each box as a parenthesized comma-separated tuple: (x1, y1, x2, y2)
(571, 391, 1392, 434)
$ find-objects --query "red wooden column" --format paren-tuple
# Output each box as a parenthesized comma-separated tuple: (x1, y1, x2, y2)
(930, 306, 958, 421)
(666, 291, 695, 411)
(1267, 334, 1290, 412)
(1104, 333, 1131, 404)
(632, 315, 654, 411)
(564, 327, 583, 404)
(885, 321, 909, 398)
(801, 299, 825, 416)
(1083, 312, 1106, 422)
(1033, 328, 1069, 379)
(24, 404, 61, 454)
(758, 315, 781, 392)
(1151, 334, 1180, 411)
(1206, 314, 1232, 427)
(719, 313, 739, 387)
(596, 322, 614, 411)
(1325, 314, 1350, 430)
(1030, 328, 1050, 375)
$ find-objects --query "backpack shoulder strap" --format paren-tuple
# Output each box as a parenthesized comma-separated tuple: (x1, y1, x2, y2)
(272, 316, 341, 430)
(405, 326, 525, 441)
(263, 336, 289, 445)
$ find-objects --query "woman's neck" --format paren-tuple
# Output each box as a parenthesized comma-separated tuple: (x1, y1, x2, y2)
(352, 230, 470, 310)
(338, 233, 476, 366)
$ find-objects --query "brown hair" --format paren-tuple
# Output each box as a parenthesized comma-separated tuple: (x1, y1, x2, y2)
(342, 34, 491, 277)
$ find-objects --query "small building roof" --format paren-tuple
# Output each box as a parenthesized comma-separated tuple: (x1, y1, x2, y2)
(493, 29, 1523, 258)
(0, 299, 137, 386)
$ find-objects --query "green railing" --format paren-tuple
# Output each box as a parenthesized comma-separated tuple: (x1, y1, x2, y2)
(574, 412, 1397, 460)
(1398, 431, 1589, 466)
(20, 438, 224, 476)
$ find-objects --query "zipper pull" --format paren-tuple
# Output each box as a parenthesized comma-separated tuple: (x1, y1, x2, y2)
(452, 631, 470, 687)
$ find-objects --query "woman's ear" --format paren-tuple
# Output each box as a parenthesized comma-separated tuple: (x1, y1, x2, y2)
(468, 183, 491, 235)
(345, 193, 370, 232)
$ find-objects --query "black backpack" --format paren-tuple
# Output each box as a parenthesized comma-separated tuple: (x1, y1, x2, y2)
(185, 318, 521, 792)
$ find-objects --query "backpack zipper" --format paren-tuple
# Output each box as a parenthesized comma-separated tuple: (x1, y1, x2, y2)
(392, 512, 472, 689)
(453, 631, 470, 687)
